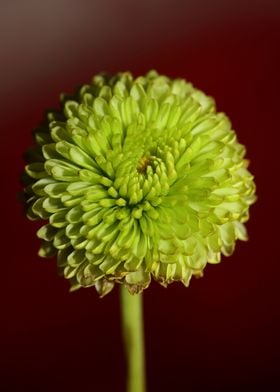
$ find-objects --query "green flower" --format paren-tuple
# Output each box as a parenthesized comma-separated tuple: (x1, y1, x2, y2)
(23, 70, 256, 296)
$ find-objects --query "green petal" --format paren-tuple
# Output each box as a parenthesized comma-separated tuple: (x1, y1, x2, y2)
(37, 224, 57, 241)
(25, 163, 46, 179)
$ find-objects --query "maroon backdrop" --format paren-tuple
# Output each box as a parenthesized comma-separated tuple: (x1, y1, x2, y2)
(1, 1, 280, 391)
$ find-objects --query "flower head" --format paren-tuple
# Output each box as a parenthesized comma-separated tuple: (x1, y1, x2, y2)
(23, 71, 256, 296)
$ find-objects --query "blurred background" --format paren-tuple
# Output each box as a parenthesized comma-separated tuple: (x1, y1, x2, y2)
(1, 0, 280, 390)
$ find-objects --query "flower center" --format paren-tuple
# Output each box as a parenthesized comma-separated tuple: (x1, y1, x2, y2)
(137, 156, 153, 174)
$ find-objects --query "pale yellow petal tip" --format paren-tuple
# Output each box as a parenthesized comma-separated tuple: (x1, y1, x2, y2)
(95, 279, 115, 298)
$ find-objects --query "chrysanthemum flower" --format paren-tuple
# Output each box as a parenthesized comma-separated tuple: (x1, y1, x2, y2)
(23, 70, 256, 296)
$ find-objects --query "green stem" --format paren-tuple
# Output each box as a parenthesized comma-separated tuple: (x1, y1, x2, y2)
(120, 285, 146, 392)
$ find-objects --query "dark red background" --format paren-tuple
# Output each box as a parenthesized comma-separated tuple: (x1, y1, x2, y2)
(1, 1, 280, 390)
